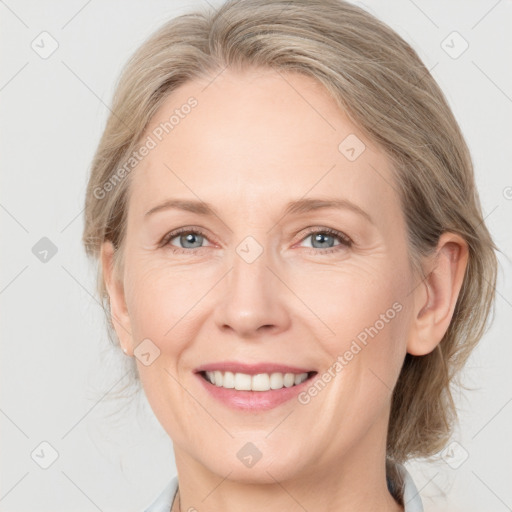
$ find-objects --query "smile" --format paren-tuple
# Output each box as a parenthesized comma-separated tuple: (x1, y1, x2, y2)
(194, 362, 318, 410)
(201, 370, 312, 391)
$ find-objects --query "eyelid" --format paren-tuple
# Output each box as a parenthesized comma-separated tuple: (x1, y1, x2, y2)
(161, 225, 353, 255)
(295, 226, 352, 246)
(292, 227, 353, 256)
(159, 226, 215, 249)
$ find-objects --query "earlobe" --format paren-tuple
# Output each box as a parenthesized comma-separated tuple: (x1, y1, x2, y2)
(407, 233, 469, 356)
(100, 241, 134, 356)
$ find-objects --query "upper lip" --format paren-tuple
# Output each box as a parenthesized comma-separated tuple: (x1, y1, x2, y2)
(195, 361, 314, 375)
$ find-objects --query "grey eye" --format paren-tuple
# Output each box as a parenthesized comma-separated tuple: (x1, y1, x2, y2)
(307, 232, 338, 249)
(172, 232, 205, 249)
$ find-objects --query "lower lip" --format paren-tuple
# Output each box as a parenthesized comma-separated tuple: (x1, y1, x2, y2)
(195, 373, 315, 411)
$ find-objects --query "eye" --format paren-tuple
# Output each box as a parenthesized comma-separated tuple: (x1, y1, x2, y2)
(298, 227, 352, 254)
(160, 226, 353, 255)
(161, 227, 213, 253)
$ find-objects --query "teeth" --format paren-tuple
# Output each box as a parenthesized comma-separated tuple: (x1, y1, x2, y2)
(294, 373, 308, 385)
(252, 373, 270, 391)
(270, 372, 283, 389)
(283, 373, 295, 387)
(234, 372, 252, 390)
(223, 371, 235, 388)
(204, 371, 309, 391)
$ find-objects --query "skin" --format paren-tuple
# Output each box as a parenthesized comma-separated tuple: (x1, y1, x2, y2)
(101, 67, 468, 512)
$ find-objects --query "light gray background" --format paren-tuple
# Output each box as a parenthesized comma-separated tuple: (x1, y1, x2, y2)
(1, 1, 511, 511)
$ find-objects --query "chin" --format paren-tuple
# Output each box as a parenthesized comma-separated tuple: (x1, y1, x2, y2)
(197, 443, 313, 485)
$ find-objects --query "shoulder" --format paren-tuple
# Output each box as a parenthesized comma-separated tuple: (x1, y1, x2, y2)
(143, 476, 179, 512)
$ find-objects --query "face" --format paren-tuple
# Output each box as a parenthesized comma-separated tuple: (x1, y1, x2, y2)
(107, 68, 419, 484)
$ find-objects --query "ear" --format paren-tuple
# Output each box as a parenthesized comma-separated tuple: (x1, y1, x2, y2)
(407, 232, 469, 356)
(100, 241, 134, 356)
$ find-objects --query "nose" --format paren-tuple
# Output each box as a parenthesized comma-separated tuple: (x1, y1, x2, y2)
(213, 244, 291, 339)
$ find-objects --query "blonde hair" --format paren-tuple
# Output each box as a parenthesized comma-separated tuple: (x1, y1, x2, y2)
(82, 0, 497, 475)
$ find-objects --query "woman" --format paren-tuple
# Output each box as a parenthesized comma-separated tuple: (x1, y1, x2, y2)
(82, 1, 497, 510)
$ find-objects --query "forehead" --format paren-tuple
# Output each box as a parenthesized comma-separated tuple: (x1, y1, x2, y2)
(128, 68, 400, 224)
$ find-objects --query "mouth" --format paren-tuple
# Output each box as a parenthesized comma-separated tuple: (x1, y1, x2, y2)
(194, 362, 318, 410)
(198, 370, 317, 391)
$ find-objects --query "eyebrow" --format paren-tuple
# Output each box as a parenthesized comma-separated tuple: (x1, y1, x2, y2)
(144, 197, 373, 224)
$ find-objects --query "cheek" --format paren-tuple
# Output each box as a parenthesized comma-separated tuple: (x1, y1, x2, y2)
(124, 255, 215, 342)
(311, 263, 411, 405)
(313, 267, 406, 348)
(122, 259, 209, 441)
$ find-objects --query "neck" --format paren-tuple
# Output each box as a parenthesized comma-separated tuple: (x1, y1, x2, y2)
(171, 424, 403, 512)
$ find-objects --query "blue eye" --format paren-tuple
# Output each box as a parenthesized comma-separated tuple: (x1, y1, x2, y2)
(173, 232, 204, 249)
(299, 228, 352, 254)
(161, 226, 352, 255)
(307, 232, 338, 249)
(163, 228, 210, 251)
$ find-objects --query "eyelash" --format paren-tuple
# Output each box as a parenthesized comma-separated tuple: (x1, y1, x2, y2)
(160, 226, 353, 255)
